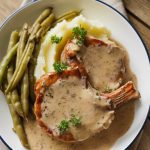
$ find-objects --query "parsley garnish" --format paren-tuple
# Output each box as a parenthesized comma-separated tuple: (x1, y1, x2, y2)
(58, 115, 81, 134)
(53, 62, 68, 73)
(58, 120, 69, 134)
(51, 35, 62, 44)
(70, 114, 81, 127)
(72, 26, 87, 46)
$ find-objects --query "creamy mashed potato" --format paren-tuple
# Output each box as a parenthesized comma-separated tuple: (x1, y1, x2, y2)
(34, 15, 110, 80)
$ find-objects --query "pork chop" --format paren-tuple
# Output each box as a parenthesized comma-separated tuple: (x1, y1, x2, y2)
(61, 37, 126, 92)
(34, 69, 140, 143)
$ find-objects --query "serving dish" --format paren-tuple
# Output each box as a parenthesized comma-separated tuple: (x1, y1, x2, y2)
(0, 0, 149, 149)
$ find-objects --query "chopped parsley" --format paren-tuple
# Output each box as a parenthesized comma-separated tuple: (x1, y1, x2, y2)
(58, 115, 82, 134)
(53, 62, 68, 73)
(51, 35, 62, 44)
(70, 114, 81, 127)
(58, 120, 69, 134)
(72, 26, 87, 46)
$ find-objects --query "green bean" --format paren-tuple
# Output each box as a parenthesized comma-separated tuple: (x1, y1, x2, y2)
(16, 23, 28, 66)
(0, 30, 19, 86)
(11, 90, 24, 117)
(32, 8, 52, 28)
(6, 93, 29, 148)
(29, 43, 41, 102)
(21, 23, 40, 56)
(7, 64, 14, 83)
(53, 10, 81, 26)
(57, 12, 78, 22)
(36, 13, 55, 40)
(25, 23, 40, 51)
(7, 65, 24, 117)
(5, 31, 24, 117)
(41, 13, 55, 28)
(7, 31, 19, 53)
(0, 43, 18, 86)
(21, 69, 29, 118)
(57, 10, 81, 20)
(16, 23, 30, 118)
(36, 28, 44, 40)
(3, 81, 29, 148)
(6, 41, 35, 93)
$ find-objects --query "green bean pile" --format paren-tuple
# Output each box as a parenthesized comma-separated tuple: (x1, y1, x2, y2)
(0, 8, 80, 148)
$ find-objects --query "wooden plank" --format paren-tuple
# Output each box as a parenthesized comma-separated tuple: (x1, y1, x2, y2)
(123, 0, 150, 27)
(129, 119, 150, 150)
(0, 0, 21, 22)
(129, 131, 144, 150)
(127, 13, 150, 53)
(137, 119, 150, 150)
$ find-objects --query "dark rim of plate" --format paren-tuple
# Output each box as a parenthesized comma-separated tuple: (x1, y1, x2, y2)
(0, 0, 149, 150)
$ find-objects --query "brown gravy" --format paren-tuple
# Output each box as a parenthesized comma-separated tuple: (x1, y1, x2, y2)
(41, 76, 114, 141)
(24, 102, 134, 150)
(79, 43, 125, 92)
(24, 40, 137, 150)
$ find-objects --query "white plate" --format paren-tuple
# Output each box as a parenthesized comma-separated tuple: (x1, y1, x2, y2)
(0, 0, 150, 150)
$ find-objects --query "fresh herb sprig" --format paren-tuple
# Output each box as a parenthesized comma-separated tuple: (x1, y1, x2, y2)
(72, 26, 87, 46)
(70, 115, 81, 127)
(58, 120, 69, 134)
(58, 115, 81, 134)
(53, 62, 68, 73)
(51, 35, 62, 44)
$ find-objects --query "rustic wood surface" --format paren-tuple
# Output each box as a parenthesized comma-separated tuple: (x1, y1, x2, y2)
(123, 0, 150, 150)
(0, 0, 149, 150)
(0, 0, 22, 22)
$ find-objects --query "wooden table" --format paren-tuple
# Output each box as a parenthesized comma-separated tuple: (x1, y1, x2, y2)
(0, 0, 149, 150)
(123, 1, 150, 150)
